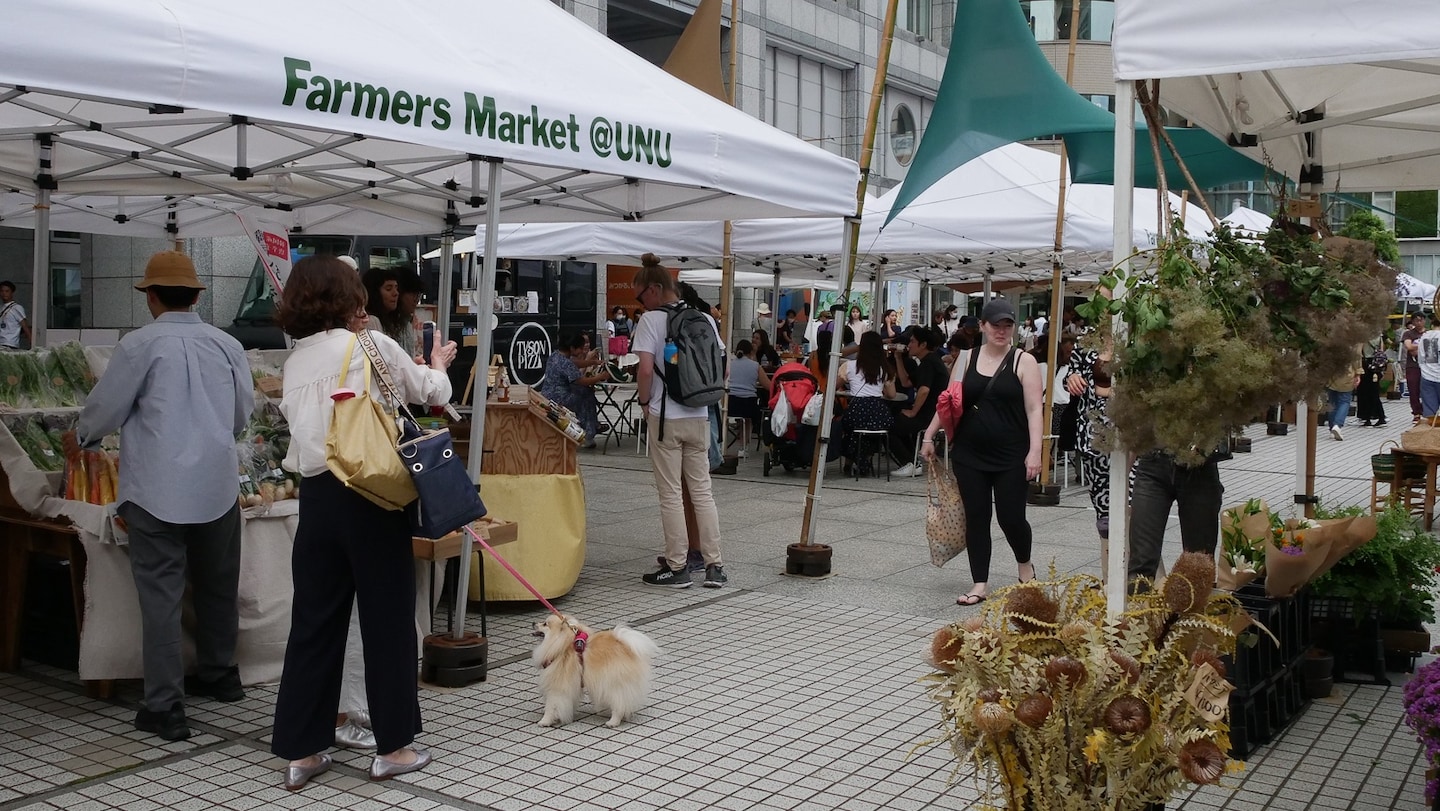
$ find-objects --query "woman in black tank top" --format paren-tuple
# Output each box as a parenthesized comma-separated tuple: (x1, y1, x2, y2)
(921, 300, 1044, 606)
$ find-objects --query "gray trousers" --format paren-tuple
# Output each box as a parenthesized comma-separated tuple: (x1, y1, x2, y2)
(1126, 453, 1223, 588)
(120, 501, 242, 712)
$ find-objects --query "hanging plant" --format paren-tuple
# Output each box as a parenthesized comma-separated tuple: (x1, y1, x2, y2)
(1077, 218, 1396, 465)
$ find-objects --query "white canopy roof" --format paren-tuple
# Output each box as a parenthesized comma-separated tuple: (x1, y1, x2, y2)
(1218, 206, 1272, 238)
(678, 269, 839, 290)
(1111, 0, 1440, 191)
(0, 0, 858, 232)
(428, 143, 1212, 282)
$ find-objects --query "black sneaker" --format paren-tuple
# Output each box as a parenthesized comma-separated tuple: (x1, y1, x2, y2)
(703, 564, 727, 588)
(642, 564, 692, 588)
(135, 702, 191, 741)
(686, 550, 706, 573)
(185, 666, 244, 702)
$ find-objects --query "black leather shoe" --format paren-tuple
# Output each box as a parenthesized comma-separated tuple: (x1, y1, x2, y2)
(186, 666, 244, 702)
(135, 702, 191, 741)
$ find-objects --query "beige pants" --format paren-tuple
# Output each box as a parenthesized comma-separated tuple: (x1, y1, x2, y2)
(648, 417, 722, 570)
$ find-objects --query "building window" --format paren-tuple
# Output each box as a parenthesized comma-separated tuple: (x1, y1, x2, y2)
(1021, 0, 1114, 43)
(898, 0, 933, 38)
(1081, 94, 1115, 113)
(891, 104, 917, 166)
(767, 47, 848, 157)
(50, 266, 81, 329)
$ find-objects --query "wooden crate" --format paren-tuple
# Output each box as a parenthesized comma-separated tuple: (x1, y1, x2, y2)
(411, 516, 518, 561)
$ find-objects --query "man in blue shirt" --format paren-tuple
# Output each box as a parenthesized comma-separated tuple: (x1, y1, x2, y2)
(77, 251, 253, 741)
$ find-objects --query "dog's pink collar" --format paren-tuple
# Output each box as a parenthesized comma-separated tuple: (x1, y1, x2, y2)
(540, 629, 589, 670)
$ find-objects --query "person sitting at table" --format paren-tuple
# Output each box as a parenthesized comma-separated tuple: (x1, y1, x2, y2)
(876, 309, 903, 343)
(752, 328, 782, 370)
(726, 339, 771, 457)
(539, 332, 612, 448)
(776, 309, 797, 351)
(838, 332, 897, 477)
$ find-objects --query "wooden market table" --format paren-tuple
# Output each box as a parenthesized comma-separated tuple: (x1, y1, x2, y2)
(0, 508, 85, 673)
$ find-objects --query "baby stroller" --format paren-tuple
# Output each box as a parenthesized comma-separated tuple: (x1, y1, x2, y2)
(763, 362, 819, 476)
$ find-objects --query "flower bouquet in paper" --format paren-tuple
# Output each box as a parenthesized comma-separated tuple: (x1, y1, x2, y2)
(1262, 516, 1348, 598)
(923, 553, 1247, 811)
(1219, 499, 1269, 591)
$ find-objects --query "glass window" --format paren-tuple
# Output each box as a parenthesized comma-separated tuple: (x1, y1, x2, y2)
(50, 266, 81, 330)
(891, 104, 917, 166)
(1022, 0, 1114, 42)
(367, 245, 412, 271)
(767, 47, 850, 157)
(898, 0, 933, 37)
(1081, 94, 1115, 113)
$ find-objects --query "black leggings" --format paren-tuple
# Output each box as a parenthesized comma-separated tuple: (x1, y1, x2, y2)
(953, 462, 1033, 583)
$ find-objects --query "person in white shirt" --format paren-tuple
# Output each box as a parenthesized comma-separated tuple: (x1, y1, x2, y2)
(0, 281, 32, 349)
(631, 253, 726, 589)
(1417, 314, 1440, 417)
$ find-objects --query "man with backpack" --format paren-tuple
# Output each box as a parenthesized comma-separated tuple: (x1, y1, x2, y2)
(631, 253, 728, 588)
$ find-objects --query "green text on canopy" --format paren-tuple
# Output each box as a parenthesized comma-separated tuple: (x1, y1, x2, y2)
(281, 58, 674, 167)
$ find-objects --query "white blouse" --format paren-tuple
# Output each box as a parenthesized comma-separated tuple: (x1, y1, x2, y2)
(281, 329, 452, 477)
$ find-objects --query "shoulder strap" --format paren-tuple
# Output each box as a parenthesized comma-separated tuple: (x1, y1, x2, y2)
(0, 302, 16, 320)
(355, 329, 419, 423)
(965, 347, 1012, 411)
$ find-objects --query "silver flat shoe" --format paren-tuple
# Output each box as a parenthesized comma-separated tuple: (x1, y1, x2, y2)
(335, 718, 377, 749)
(369, 747, 432, 781)
(283, 753, 331, 791)
(347, 709, 372, 728)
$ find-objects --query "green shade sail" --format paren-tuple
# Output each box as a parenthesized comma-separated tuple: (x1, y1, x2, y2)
(885, 0, 1265, 226)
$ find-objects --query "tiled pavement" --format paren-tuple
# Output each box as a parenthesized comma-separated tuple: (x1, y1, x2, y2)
(0, 397, 1433, 810)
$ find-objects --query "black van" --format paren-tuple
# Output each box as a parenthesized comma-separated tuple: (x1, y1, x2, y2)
(224, 235, 597, 393)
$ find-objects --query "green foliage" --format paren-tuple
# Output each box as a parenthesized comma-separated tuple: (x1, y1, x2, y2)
(1397, 191, 1439, 239)
(1081, 222, 1396, 464)
(1310, 503, 1440, 625)
(1338, 210, 1400, 263)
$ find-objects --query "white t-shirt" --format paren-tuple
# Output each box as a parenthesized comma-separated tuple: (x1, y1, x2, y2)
(632, 306, 717, 420)
(1419, 329, 1440, 383)
(845, 359, 886, 398)
(0, 301, 26, 348)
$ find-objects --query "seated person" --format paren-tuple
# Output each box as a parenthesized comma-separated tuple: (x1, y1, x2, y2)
(888, 326, 945, 477)
(539, 332, 611, 448)
(727, 340, 771, 456)
(837, 332, 897, 476)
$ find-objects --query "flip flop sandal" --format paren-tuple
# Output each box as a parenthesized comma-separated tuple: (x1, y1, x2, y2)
(956, 592, 987, 606)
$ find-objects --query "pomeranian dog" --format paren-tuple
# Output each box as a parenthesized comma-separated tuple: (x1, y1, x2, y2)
(531, 614, 659, 728)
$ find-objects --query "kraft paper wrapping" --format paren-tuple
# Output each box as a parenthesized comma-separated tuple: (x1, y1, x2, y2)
(468, 473, 586, 601)
(1263, 519, 1348, 598)
(1218, 500, 1269, 592)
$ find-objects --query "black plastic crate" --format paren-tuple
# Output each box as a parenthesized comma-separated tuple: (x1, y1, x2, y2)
(1308, 597, 1390, 686)
(1223, 637, 1273, 697)
(1228, 690, 1274, 760)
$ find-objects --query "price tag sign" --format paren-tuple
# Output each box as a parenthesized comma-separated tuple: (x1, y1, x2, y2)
(1183, 662, 1233, 722)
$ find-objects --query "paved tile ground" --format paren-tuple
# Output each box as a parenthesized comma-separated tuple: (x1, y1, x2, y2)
(0, 397, 1433, 810)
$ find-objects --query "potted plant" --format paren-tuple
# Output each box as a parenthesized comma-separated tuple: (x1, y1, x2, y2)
(1402, 658, 1440, 809)
(924, 553, 1246, 810)
(1310, 503, 1440, 673)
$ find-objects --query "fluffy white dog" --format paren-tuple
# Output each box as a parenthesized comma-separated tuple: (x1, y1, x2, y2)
(531, 614, 659, 728)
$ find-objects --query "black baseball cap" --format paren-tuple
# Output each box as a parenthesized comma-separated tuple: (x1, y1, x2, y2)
(980, 299, 1017, 325)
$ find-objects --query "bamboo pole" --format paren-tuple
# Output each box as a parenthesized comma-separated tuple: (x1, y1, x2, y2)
(716, 0, 741, 460)
(1037, 0, 1083, 493)
(798, 0, 900, 547)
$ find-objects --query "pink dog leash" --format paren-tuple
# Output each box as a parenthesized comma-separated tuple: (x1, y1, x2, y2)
(464, 525, 589, 652)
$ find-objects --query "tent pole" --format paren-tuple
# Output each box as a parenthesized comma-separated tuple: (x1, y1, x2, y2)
(467, 160, 503, 484)
(719, 222, 736, 452)
(457, 159, 503, 638)
(771, 262, 781, 332)
(1105, 80, 1136, 619)
(1298, 115, 1325, 519)
(799, 0, 899, 548)
(32, 136, 53, 347)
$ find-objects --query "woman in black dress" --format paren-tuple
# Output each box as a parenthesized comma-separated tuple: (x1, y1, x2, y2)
(1356, 340, 1389, 427)
(921, 299, 1044, 605)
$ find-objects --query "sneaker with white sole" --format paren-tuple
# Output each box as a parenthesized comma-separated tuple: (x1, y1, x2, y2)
(892, 463, 919, 477)
(703, 564, 727, 588)
(642, 564, 692, 588)
(1330, 425, 1343, 441)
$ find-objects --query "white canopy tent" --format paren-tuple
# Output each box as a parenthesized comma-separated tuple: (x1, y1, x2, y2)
(1112, 0, 1440, 192)
(1219, 206, 1273, 238)
(1106, 0, 1440, 614)
(678, 269, 840, 291)
(0, 0, 861, 607)
(429, 142, 1213, 282)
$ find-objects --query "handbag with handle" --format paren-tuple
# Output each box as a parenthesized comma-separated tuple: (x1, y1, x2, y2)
(925, 458, 966, 567)
(1402, 415, 1440, 455)
(324, 334, 418, 511)
(800, 392, 824, 426)
(355, 329, 487, 539)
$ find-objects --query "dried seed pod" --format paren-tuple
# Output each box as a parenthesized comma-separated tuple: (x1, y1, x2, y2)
(973, 701, 1015, 736)
(1005, 584, 1060, 634)
(977, 688, 1003, 704)
(930, 626, 964, 673)
(960, 616, 985, 633)
(1109, 649, 1142, 685)
(1059, 620, 1093, 648)
(1015, 693, 1054, 728)
(1178, 739, 1227, 784)
(1191, 649, 1227, 679)
(1163, 551, 1216, 615)
(1102, 696, 1152, 736)
(1044, 655, 1088, 690)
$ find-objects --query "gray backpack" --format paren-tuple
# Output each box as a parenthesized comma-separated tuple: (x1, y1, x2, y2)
(653, 303, 725, 437)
